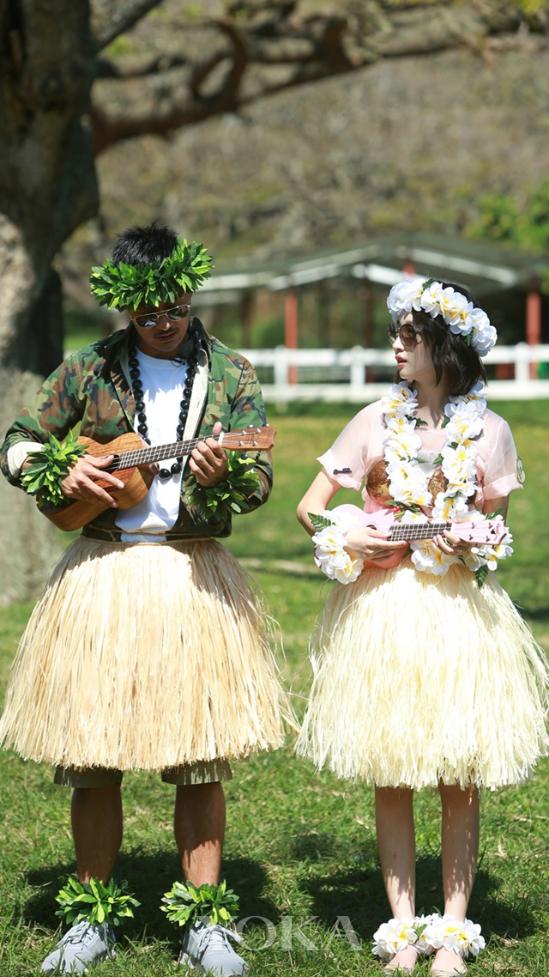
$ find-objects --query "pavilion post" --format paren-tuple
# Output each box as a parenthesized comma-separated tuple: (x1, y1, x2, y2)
(526, 286, 541, 379)
(284, 289, 299, 384)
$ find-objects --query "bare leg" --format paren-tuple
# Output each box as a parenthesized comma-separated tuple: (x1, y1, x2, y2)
(432, 784, 479, 975)
(174, 782, 225, 885)
(375, 786, 418, 972)
(71, 786, 123, 883)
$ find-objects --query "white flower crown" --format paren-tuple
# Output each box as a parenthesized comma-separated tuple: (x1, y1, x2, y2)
(387, 277, 497, 356)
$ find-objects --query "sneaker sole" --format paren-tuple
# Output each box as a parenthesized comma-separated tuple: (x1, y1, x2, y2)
(177, 951, 248, 976)
(41, 945, 116, 974)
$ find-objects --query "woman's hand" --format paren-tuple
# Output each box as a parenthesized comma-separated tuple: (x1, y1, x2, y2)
(344, 526, 408, 562)
(432, 531, 473, 557)
(189, 420, 229, 487)
(61, 455, 124, 507)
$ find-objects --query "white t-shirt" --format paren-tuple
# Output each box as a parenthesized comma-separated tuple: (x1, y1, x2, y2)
(116, 350, 188, 542)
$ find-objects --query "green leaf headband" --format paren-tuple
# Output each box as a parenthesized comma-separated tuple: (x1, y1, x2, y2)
(89, 239, 214, 311)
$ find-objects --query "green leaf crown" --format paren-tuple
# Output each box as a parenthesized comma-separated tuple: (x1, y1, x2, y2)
(89, 239, 214, 311)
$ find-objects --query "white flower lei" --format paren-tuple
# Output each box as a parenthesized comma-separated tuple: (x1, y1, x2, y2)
(381, 381, 513, 581)
(387, 278, 497, 356)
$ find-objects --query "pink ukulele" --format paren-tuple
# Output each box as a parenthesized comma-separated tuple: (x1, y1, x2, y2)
(329, 504, 510, 570)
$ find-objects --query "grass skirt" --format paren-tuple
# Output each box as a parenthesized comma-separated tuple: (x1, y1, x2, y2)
(0, 537, 289, 770)
(296, 562, 548, 788)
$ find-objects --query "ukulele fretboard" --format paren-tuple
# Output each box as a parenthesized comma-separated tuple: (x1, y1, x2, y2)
(389, 521, 451, 542)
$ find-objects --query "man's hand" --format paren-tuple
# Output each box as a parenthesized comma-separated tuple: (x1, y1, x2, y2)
(189, 421, 229, 487)
(61, 455, 124, 507)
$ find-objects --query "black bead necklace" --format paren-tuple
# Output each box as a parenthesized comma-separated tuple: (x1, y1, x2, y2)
(128, 328, 198, 480)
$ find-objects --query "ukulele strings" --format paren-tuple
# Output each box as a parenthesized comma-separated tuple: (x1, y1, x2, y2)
(107, 433, 262, 471)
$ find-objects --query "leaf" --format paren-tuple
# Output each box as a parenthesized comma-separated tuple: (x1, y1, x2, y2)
(308, 512, 333, 532)
(160, 880, 239, 928)
(475, 565, 488, 588)
(89, 238, 213, 308)
(54, 875, 137, 928)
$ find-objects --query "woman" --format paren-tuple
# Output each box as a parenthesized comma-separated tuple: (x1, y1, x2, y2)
(296, 278, 547, 976)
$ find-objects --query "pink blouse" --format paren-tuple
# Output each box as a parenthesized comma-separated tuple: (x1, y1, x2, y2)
(318, 400, 523, 514)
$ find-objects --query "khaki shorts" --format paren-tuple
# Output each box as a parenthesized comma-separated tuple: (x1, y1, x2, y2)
(54, 759, 232, 789)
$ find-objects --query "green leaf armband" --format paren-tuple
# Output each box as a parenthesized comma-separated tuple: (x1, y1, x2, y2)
(20, 432, 86, 508)
(160, 880, 239, 928)
(186, 452, 261, 520)
(55, 876, 140, 928)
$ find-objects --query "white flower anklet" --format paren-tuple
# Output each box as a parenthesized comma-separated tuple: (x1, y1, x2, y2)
(372, 914, 485, 963)
(424, 914, 485, 958)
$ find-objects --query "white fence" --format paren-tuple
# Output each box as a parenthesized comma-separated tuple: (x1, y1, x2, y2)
(242, 343, 549, 401)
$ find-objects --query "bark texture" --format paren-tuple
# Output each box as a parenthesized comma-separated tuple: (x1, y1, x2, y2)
(0, 0, 98, 372)
(0, 1, 99, 595)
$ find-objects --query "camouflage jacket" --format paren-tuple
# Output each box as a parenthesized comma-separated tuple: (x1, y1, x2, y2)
(0, 319, 272, 540)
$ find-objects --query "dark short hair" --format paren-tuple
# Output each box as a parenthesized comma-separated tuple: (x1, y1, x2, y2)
(112, 222, 178, 266)
(401, 281, 487, 395)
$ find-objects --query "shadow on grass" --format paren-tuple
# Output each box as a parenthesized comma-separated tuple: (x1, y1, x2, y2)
(294, 840, 537, 943)
(24, 852, 279, 942)
(22, 843, 537, 951)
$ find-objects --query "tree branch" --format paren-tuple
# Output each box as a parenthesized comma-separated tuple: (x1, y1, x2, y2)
(91, 1, 549, 155)
(90, 0, 165, 52)
(96, 52, 188, 80)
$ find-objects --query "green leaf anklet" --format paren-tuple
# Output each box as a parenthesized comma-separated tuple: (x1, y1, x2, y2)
(20, 432, 86, 508)
(160, 880, 239, 928)
(55, 876, 140, 927)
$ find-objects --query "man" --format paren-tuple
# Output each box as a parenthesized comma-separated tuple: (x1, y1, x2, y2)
(0, 224, 287, 975)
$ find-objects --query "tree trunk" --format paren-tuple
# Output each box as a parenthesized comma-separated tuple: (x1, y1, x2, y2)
(0, 367, 63, 605)
(0, 0, 99, 371)
(0, 1, 100, 599)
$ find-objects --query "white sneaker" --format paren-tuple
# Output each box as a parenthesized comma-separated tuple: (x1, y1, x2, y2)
(179, 920, 247, 976)
(40, 920, 116, 974)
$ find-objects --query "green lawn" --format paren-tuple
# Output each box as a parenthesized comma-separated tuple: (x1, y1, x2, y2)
(0, 403, 547, 977)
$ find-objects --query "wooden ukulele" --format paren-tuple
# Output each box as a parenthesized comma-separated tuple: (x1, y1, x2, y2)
(41, 426, 276, 531)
